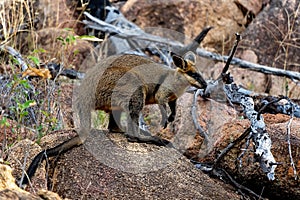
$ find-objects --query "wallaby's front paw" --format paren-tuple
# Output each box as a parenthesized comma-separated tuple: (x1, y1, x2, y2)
(109, 127, 124, 133)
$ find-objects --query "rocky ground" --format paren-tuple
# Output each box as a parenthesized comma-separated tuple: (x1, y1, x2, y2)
(1, 0, 300, 199)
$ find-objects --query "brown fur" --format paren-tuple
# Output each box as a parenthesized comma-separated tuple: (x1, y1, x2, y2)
(75, 52, 206, 143)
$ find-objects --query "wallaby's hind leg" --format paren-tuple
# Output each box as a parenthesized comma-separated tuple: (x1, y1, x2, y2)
(125, 88, 170, 146)
(108, 111, 124, 133)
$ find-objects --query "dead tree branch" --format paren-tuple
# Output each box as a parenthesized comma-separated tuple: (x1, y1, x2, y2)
(84, 10, 300, 81)
(223, 83, 276, 180)
(255, 96, 300, 118)
(221, 33, 241, 76)
(220, 34, 276, 180)
(197, 34, 276, 180)
(220, 168, 264, 199)
(192, 34, 278, 181)
(196, 48, 300, 81)
(214, 128, 251, 166)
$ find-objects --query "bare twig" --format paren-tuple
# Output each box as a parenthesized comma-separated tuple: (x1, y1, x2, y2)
(214, 128, 251, 166)
(177, 26, 213, 55)
(255, 96, 300, 118)
(287, 103, 297, 180)
(191, 89, 208, 141)
(256, 97, 284, 120)
(220, 169, 265, 199)
(47, 63, 85, 80)
(237, 132, 252, 168)
(221, 33, 241, 75)
(194, 159, 265, 199)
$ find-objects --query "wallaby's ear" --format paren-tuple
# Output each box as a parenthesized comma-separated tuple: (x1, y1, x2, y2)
(183, 51, 196, 65)
(172, 54, 186, 70)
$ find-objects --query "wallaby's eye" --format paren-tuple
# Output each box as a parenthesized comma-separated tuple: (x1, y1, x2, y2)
(183, 51, 196, 65)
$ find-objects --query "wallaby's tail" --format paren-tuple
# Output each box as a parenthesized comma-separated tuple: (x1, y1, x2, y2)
(18, 135, 83, 186)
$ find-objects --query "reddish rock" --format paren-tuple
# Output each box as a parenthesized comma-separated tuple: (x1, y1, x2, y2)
(237, 0, 300, 71)
(121, 0, 248, 52)
(236, 0, 300, 96)
(234, 0, 269, 15)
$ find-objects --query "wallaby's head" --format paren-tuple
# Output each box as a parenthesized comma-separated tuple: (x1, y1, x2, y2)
(172, 51, 207, 89)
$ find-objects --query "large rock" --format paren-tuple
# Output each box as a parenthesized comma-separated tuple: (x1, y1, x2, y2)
(236, 0, 300, 96)
(11, 130, 239, 199)
(51, 130, 240, 199)
(121, 0, 261, 52)
(238, 0, 300, 71)
(177, 97, 300, 199)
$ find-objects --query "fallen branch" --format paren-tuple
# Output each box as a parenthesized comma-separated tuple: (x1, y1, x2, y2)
(223, 83, 276, 180)
(83, 10, 300, 81)
(196, 48, 300, 81)
(220, 168, 265, 199)
(191, 34, 278, 181)
(191, 89, 208, 141)
(46, 63, 85, 80)
(193, 158, 265, 199)
(255, 96, 300, 118)
(220, 34, 276, 180)
(213, 128, 251, 166)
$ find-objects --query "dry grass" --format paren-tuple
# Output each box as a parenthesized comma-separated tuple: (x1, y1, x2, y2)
(0, 0, 79, 160)
(264, 4, 300, 98)
(0, 0, 37, 50)
(0, 0, 97, 168)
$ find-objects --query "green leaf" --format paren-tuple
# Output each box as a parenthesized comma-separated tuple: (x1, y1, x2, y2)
(27, 56, 40, 66)
(56, 37, 66, 45)
(32, 48, 46, 54)
(64, 28, 74, 32)
(73, 49, 80, 56)
(0, 117, 10, 127)
(41, 110, 50, 117)
(23, 100, 35, 109)
(20, 111, 29, 117)
(19, 79, 31, 89)
(65, 35, 76, 44)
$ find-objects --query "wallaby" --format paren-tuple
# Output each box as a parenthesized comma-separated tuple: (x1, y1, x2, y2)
(18, 51, 207, 186)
